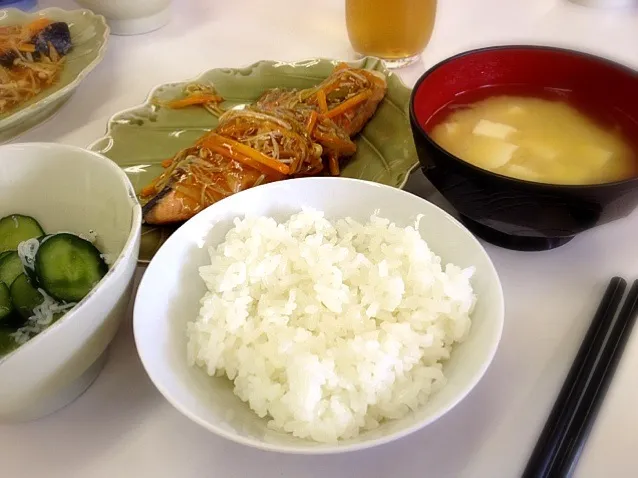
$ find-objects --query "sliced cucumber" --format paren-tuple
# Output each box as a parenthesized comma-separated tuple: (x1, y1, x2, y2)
(35, 233, 108, 302)
(0, 282, 14, 323)
(0, 329, 19, 358)
(0, 215, 45, 253)
(0, 251, 24, 288)
(10, 273, 44, 320)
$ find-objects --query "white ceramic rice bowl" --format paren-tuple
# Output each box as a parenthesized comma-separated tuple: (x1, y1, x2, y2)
(133, 177, 504, 453)
(0, 143, 141, 422)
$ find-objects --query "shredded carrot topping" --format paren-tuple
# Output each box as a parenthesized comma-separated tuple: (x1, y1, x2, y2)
(325, 90, 371, 119)
(203, 142, 283, 180)
(306, 110, 318, 134)
(162, 94, 224, 109)
(140, 182, 158, 198)
(327, 153, 340, 176)
(321, 81, 344, 97)
(313, 130, 356, 152)
(17, 43, 36, 53)
(315, 89, 328, 113)
(26, 18, 52, 36)
(161, 158, 174, 168)
(199, 132, 291, 176)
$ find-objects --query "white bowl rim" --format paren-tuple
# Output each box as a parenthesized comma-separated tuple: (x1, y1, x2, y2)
(0, 142, 142, 367)
(133, 176, 505, 454)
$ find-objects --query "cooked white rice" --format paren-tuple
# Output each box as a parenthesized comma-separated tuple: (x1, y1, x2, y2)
(186, 209, 476, 443)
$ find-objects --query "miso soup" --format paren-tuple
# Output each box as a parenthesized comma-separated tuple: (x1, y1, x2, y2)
(429, 90, 637, 185)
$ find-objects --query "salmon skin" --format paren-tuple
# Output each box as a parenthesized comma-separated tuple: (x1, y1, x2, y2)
(141, 63, 388, 226)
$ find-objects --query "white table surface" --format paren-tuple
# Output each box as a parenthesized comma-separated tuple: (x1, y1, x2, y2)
(1, 0, 638, 476)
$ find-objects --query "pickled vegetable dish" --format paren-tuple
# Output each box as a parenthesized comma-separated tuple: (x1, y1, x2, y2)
(0, 214, 108, 357)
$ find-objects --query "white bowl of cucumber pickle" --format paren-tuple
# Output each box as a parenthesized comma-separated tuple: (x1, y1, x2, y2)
(0, 143, 142, 422)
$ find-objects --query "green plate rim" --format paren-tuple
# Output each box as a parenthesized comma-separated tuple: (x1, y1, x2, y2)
(88, 57, 419, 263)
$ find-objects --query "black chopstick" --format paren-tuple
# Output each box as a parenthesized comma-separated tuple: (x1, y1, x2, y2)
(552, 279, 638, 477)
(522, 277, 627, 478)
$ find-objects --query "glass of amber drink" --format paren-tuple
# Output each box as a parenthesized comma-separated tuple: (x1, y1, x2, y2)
(346, 0, 437, 69)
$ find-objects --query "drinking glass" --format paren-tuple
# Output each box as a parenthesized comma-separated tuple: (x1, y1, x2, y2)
(346, 0, 437, 69)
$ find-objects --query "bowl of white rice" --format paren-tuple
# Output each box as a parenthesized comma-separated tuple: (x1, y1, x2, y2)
(133, 177, 504, 453)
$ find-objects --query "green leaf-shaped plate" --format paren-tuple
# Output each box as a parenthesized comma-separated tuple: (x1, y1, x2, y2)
(0, 8, 109, 143)
(89, 57, 418, 262)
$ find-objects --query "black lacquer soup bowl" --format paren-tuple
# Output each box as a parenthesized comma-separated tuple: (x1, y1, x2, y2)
(409, 45, 638, 251)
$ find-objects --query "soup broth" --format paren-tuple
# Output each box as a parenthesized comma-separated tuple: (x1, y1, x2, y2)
(429, 88, 637, 185)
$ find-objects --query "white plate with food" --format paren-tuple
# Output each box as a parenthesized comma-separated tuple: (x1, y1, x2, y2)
(0, 8, 109, 143)
(133, 177, 504, 453)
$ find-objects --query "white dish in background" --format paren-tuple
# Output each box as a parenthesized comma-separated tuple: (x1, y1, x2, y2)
(0, 143, 142, 422)
(567, 0, 636, 8)
(133, 177, 504, 454)
(75, 0, 171, 35)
